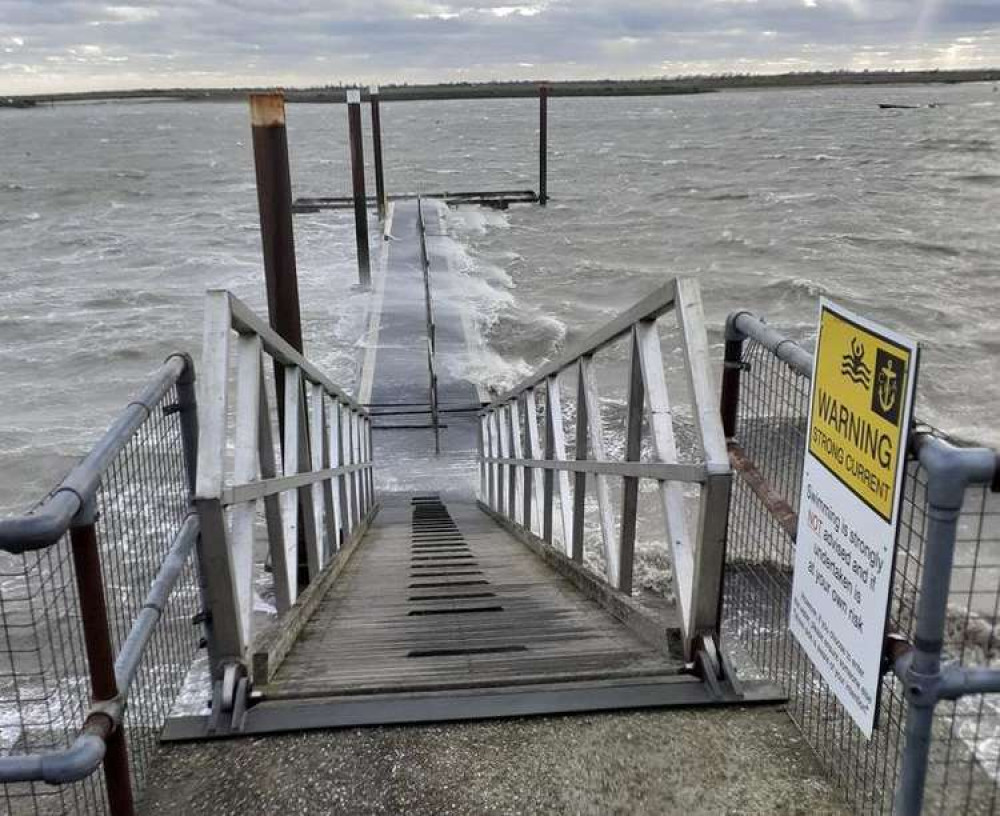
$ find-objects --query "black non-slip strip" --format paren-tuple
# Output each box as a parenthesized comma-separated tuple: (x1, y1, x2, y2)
(411, 550, 470, 555)
(408, 592, 496, 601)
(408, 580, 489, 588)
(407, 645, 526, 658)
(411, 556, 476, 562)
(408, 570, 483, 577)
(411, 543, 468, 549)
(407, 606, 504, 617)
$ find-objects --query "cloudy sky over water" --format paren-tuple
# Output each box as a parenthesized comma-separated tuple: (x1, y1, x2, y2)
(1, 0, 999, 93)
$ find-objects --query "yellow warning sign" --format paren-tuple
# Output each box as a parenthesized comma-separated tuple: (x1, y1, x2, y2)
(808, 305, 916, 522)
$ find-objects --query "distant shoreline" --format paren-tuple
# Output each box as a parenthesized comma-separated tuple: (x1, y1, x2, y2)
(4, 69, 999, 107)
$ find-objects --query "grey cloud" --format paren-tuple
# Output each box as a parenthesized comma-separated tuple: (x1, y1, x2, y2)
(0, 0, 997, 93)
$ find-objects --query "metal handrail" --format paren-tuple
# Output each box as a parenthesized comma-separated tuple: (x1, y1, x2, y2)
(0, 353, 193, 554)
(195, 290, 378, 713)
(416, 197, 441, 454)
(0, 354, 200, 805)
(482, 280, 681, 411)
(478, 278, 731, 659)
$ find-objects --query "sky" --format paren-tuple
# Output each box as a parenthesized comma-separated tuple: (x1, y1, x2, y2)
(1, 0, 999, 94)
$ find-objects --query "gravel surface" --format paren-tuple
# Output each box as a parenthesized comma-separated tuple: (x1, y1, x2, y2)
(140, 705, 850, 815)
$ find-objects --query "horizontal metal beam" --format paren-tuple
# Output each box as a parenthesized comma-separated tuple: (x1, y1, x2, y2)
(483, 280, 678, 410)
(293, 190, 538, 212)
(221, 462, 373, 506)
(482, 456, 705, 483)
(222, 291, 367, 415)
(162, 674, 784, 740)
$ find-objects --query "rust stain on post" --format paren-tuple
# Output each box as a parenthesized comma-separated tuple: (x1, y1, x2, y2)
(250, 92, 287, 128)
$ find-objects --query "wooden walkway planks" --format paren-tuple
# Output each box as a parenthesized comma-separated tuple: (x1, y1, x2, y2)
(264, 495, 684, 699)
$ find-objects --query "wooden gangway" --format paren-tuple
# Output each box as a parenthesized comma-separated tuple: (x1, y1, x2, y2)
(169, 198, 781, 741)
(164, 494, 707, 737)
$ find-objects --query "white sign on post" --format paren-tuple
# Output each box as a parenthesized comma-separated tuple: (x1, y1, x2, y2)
(790, 299, 919, 738)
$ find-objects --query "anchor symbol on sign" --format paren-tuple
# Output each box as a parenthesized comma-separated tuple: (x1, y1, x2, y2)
(876, 358, 898, 415)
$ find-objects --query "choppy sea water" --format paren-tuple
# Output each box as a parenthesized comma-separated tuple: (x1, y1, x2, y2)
(0, 82, 998, 516)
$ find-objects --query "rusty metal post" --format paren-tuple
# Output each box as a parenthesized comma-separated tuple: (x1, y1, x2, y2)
(249, 92, 311, 587)
(720, 314, 747, 440)
(539, 84, 549, 206)
(369, 85, 387, 221)
(249, 92, 304, 356)
(69, 508, 135, 816)
(347, 89, 372, 287)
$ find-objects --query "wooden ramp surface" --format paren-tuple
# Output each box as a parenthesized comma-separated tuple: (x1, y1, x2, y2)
(265, 495, 684, 700)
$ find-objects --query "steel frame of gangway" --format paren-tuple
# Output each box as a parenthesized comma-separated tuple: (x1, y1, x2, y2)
(163, 493, 783, 742)
(167, 278, 785, 742)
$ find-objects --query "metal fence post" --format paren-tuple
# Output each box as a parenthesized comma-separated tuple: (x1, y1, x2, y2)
(173, 353, 218, 672)
(895, 438, 998, 816)
(720, 313, 748, 439)
(369, 85, 387, 221)
(69, 503, 136, 816)
(538, 84, 549, 206)
(347, 89, 372, 288)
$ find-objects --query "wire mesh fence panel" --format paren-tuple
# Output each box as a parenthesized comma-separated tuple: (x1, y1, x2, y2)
(1, 365, 203, 815)
(723, 330, 1000, 815)
(94, 383, 202, 795)
(0, 536, 107, 816)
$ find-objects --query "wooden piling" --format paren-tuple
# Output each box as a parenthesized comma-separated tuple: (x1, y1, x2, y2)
(369, 85, 387, 221)
(347, 89, 372, 288)
(250, 92, 304, 354)
(539, 84, 549, 206)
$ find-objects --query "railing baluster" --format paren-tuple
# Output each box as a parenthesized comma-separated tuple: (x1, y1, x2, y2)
(498, 404, 511, 521)
(281, 366, 303, 600)
(545, 374, 574, 554)
(478, 414, 488, 502)
(619, 328, 644, 594)
(331, 400, 350, 544)
(579, 355, 617, 578)
(507, 401, 522, 522)
(257, 359, 291, 612)
(351, 409, 363, 525)
(675, 278, 732, 641)
(484, 411, 494, 509)
(572, 359, 589, 563)
(310, 385, 337, 566)
(195, 291, 245, 668)
(636, 319, 695, 640)
(524, 388, 544, 535)
(232, 335, 263, 638)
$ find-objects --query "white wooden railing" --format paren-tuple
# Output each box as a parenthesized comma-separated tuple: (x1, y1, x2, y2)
(478, 279, 730, 658)
(195, 290, 376, 691)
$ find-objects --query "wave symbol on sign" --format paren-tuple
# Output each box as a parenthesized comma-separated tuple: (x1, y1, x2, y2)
(840, 337, 872, 389)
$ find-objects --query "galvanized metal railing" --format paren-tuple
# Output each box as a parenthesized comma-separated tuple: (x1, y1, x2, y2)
(195, 290, 378, 731)
(721, 310, 1000, 815)
(477, 278, 731, 662)
(417, 197, 442, 453)
(0, 354, 203, 816)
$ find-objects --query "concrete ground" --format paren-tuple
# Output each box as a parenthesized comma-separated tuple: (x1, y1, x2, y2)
(140, 705, 850, 816)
